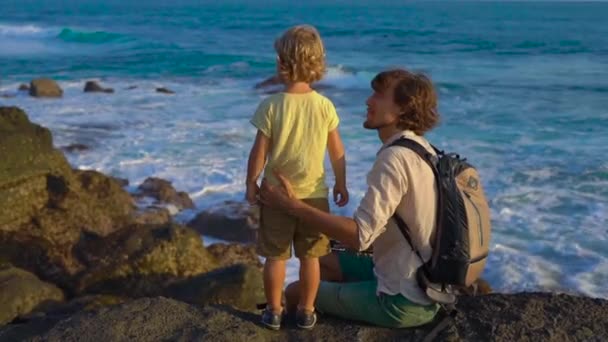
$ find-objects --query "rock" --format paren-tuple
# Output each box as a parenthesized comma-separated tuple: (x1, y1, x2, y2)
(29, 298, 279, 342)
(156, 87, 175, 94)
(135, 177, 195, 211)
(60, 143, 90, 153)
(18, 84, 29, 91)
(83, 81, 114, 94)
(29, 79, 63, 98)
(5, 293, 608, 341)
(0, 265, 64, 325)
(206, 243, 262, 269)
(187, 201, 258, 243)
(254, 75, 282, 89)
(167, 264, 264, 311)
(132, 206, 172, 226)
(126, 85, 137, 90)
(0, 107, 136, 289)
(75, 224, 218, 297)
(0, 107, 73, 228)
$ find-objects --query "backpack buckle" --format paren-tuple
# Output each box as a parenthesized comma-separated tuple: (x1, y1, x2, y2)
(417, 268, 457, 305)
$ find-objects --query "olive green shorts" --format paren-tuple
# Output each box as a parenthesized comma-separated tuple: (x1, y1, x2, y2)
(315, 251, 439, 328)
(257, 198, 331, 260)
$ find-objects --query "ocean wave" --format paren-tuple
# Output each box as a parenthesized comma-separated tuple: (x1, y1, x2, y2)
(57, 28, 131, 44)
(0, 23, 55, 38)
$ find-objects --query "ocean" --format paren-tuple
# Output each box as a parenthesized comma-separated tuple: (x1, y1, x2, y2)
(1, 0, 607, 298)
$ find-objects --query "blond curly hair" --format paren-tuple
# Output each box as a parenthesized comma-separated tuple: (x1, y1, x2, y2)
(274, 25, 326, 84)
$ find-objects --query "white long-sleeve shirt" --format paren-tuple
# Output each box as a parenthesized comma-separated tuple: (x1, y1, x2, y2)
(353, 130, 437, 305)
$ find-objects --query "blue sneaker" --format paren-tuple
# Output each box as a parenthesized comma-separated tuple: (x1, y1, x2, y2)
(261, 307, 282, 330)
(296, 309, 317, 330)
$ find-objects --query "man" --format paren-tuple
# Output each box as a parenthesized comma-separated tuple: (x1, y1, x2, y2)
(259, 68, 442, 328)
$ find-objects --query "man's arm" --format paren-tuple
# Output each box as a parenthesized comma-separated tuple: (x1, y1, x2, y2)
(289, 200, 360, 249)
(260, 148, 409, 251)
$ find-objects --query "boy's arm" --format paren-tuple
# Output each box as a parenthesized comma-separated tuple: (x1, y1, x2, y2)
(328, 129, 348, 206)
(247, 130, 271, 187)
(327, 129, 346, 187)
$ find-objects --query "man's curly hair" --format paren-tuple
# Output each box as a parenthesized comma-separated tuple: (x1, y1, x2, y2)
(274, 25, 326, 84)
(371, 69, 440, 135)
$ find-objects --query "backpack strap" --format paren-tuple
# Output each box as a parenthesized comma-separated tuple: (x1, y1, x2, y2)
(388, 137, 443, 259)
(389, 138, 438, 173)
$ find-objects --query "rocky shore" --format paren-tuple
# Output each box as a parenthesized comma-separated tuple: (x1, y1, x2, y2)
(1, 105, 607, 341)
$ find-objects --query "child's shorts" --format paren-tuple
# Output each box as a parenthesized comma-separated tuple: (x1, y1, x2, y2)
(257, 198, 331, 260)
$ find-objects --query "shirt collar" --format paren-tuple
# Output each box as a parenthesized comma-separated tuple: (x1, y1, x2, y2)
(379, 130, 418, 154)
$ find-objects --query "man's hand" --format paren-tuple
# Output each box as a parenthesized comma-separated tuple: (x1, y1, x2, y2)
(333, 183, 349, 207)
(259, 169, 299, 212)
(245, 182, 260, 205)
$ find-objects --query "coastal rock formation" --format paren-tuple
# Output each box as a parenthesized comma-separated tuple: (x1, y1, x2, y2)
(0, 265, 64, 325)
(83, 81, 114, 93)
(187, 201, 259, 243)
(135, 177, 195, 211)
(156, 87, 175, 94)
(59, 143, 90, 153)
(29, 79, 63, 98)
(75, 223, 218, 297)
(3, 293, 607, 341)
(166, 264, 264, 311)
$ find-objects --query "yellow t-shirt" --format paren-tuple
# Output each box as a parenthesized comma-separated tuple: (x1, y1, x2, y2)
(251, 91, 339, 199)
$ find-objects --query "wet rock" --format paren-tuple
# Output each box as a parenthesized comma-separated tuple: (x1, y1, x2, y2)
(0, 265, 64, 325)
(206, 243, 262, 269)
(18, 84, 29, 91)
(75, 224, 218, 297)
(83, 81, 114, 93)
(188, 201, 258, 243)
(254, 75, 282, 89)
(156, 87, 175, 94)
(60, 143, 90, 153)
(29, 79, 63, 98)
(135, 177, 195, 211)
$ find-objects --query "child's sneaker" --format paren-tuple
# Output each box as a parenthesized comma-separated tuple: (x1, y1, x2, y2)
(261, 307, 282, 330)
(296, 309, 317, 330)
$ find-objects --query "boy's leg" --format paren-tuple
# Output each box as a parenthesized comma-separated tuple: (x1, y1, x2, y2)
(298, 257, 320, 311)
(264, 258, 286, 313)
(257, 204, 296, 313)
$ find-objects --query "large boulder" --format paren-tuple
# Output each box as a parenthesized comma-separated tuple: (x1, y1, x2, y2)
(135, 177, 195, 212)
(0, 107, 136, 289)
(167, 264, 264, 311)
(29, 79, 63, 98)
(187, 201, 258, 243)
(0, 107, 72, 228)
(83, 81, 114, 93)
(75, 224, 218, 297)
(0, 265, 64, 325)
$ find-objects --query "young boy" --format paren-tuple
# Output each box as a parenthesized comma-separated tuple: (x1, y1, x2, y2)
(246, 25, 348, 330)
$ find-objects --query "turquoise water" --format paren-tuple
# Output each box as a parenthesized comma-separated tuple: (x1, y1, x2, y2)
(1, 1, 608, 298)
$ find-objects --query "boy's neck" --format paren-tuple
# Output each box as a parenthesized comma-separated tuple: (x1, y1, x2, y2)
(283, 82, 313, 94)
